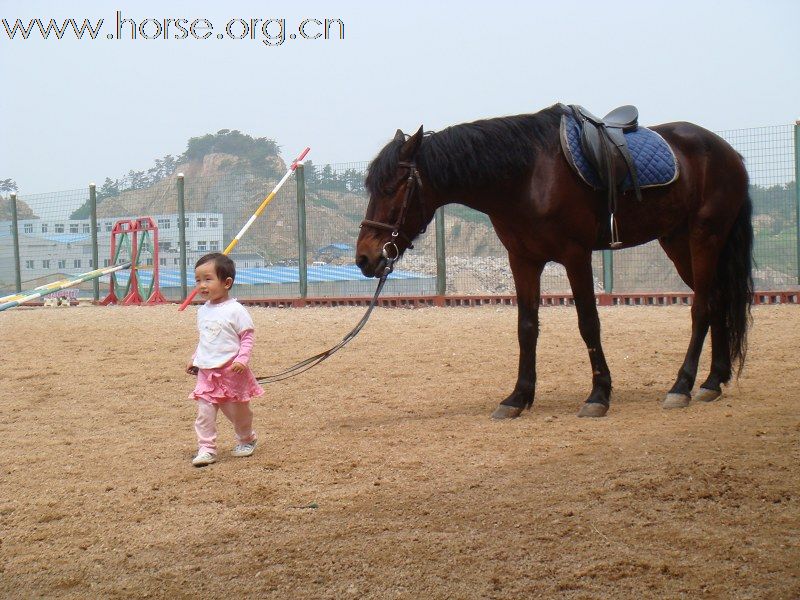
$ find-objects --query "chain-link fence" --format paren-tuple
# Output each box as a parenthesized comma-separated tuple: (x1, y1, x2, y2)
(1, 123, 797, 302)
(607, 124, 797, 293)
(723, 125, 797, 291)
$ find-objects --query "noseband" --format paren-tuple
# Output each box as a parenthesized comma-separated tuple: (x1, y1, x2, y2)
(360, 161, 427, 259)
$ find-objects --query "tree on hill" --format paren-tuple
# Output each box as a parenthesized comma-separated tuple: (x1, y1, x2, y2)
(128, 169, 149, 191)
(750, 181, 794, 233)
(1, 178, 18, 195)
(0, 196, 36, 220)
(97, 177, 121, 201)
(70, 177, 123, 219)
(303, 160, 320, 187)
(0, 179, 33, 220)
(303, 162, 366, 194)
(340, 168, 365, 194)
(181, 129, 280, 175)
(147, 156, 176, 182)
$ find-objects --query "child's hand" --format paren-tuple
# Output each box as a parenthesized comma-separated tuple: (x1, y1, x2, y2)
(231, 361, 246, 373)
(186, 361, 198, 375)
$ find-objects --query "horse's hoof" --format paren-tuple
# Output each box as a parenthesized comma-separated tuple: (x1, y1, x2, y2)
(694, 387, 721, 403)
(491, 404, 524, 420)
(663, 393, 691, 409)
(577, 403, 608, 418)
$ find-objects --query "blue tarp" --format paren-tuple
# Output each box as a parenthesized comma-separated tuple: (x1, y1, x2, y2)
(99, 265, 429, 288)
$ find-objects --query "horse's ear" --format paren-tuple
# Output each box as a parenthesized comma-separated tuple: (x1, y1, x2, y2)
(394, 129, 405, 143)
(399, 125, 424, 161)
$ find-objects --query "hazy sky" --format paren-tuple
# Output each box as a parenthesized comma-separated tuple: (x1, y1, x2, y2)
(2, 0, 798, 194)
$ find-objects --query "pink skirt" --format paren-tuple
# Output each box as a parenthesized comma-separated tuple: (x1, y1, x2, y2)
(190, 363, 264, 404)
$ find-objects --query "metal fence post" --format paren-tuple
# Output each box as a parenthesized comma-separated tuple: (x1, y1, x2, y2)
(435, 206, 446, 296)
(10, 193, 21, 293)
(602, 249, 614, 294)
(89, 183, 99, 301)
(795, 120, 800, 285)
(295, 163, 308, 298)
(177, 173, 188, 300)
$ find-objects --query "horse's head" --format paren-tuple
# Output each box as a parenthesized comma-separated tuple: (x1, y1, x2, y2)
(356, 126, 429, 278)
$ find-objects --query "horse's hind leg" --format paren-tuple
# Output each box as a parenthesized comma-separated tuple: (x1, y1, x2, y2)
(693, 316, 730, 403)
(660, 232, 724, 408)
(659, 229, 731, 408)
(564, 251, 612, 418)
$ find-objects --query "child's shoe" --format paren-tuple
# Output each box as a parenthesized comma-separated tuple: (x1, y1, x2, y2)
(231, 440, 257, 457)
(192, 451, 216, 466)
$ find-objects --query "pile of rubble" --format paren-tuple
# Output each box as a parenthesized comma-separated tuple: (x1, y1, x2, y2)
(397, 255, 601, 295)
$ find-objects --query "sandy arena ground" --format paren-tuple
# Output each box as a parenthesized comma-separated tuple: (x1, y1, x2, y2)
(0, 303, 798, 599)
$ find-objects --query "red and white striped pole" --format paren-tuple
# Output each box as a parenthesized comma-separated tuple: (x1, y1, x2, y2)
(178, 147, 310, 311)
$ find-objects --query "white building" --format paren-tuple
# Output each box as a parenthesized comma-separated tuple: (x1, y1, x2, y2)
(0, 212, 224, 288)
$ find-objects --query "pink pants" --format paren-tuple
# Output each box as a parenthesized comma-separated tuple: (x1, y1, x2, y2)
(194, 399, 256, 455)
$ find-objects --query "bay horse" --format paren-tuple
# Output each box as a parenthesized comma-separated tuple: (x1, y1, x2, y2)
(356, 103, 753, 419)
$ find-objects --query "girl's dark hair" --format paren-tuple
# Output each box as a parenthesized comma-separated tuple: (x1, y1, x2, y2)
(195, 252, 236, 283)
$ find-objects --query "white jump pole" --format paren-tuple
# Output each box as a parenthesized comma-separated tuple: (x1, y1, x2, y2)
(0, 262, 132, 312)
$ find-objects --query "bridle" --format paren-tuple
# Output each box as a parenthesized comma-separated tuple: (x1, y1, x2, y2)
(359, 160, 427, 262)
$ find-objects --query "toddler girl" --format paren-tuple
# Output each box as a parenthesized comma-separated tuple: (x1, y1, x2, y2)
(186, 253, 263, 466)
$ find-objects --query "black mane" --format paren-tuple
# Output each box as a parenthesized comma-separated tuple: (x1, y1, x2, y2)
(365, 104, 567, 196)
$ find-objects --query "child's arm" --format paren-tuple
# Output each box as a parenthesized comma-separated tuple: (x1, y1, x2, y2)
(231, 330, 254, 373)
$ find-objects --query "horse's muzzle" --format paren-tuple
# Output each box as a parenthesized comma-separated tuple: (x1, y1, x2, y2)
(355, 253, 389, 278)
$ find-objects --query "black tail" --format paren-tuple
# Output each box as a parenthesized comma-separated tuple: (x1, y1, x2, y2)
(710, 192, 754, 378)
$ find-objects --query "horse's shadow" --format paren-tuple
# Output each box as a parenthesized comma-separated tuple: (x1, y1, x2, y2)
(322, 385, 669, 431)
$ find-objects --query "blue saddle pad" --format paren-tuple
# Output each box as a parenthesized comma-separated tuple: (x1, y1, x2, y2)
(560, 114, 679, 191)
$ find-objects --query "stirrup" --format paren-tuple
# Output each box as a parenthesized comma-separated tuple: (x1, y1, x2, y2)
(609, 213, 623, 249)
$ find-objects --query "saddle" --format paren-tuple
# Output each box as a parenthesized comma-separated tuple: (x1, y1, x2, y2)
(569, 104, 642, 248)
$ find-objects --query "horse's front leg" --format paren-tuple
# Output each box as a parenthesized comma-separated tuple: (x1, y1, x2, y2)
(565, 252, 612, 417)
(491, 255, 544, 420)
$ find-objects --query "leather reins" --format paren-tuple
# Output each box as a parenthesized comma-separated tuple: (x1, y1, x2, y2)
(255, 256, 395, 384)
(255, 160, 426, 384)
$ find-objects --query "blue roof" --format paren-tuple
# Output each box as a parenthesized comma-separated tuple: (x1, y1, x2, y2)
(318, 243, 353, 251)
(99, 265, 431, 289)
(41, 233, 92, 244)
